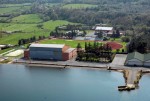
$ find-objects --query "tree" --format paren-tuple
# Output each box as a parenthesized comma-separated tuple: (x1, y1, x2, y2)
(85, 42, 87, 52)
(18, 40, 22, 46)
(97, 31, 103, 38)
(116, 29, 120, 38)
(83, 30, 87, 37)
(77, 43, 82, 52)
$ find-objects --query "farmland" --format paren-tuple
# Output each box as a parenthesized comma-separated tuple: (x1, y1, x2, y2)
(63, 4, 98, 9)
(0, 2, 129, 54)
(0, 3, 78, 46)
(0, 6, 30, 14)
(43, 20, 77, 30)
(0, 19, 77, 45)
(11, 14, 43, 23)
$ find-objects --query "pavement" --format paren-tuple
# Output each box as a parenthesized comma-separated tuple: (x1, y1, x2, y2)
(110, 54, 127, 67)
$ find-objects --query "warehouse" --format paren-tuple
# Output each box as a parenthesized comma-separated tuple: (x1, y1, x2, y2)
(95, 26, 113, 37)
(125, 52, 150, 67)
(144, 54, 150, 67)
(24, 44, 77, 61)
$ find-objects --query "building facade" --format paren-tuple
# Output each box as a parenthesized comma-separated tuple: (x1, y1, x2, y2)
(95, 26, 113, 37)
(24, 44, 77, 61)
(125, 52, 150, 67)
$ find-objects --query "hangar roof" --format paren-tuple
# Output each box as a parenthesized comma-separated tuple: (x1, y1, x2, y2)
(95, 27, 113, 31)
(30, 44, 65, 49)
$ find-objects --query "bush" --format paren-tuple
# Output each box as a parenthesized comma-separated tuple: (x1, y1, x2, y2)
(103, 37, 108, 41)
(121, 36, 130, 42)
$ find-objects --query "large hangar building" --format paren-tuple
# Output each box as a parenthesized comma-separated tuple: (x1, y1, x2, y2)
(24, 44, 77, 61)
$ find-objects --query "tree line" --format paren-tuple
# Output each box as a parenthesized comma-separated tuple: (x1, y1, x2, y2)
(76, 42, 114, 62)
(18, 35, 46, 46)
(128, 28, 150, 53)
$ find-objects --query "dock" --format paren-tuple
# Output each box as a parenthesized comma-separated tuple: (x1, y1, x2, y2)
(118, 69, 142, 91)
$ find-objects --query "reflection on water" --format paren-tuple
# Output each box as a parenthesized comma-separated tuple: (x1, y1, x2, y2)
(0, 64, 149, 101)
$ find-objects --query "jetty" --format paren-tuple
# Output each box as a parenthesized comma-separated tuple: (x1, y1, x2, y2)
(118, 69, 142, 91)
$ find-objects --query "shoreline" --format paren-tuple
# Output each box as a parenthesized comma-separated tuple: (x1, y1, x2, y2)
(13, 60, 150, 91)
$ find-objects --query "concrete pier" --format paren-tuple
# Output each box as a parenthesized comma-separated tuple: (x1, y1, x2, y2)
(118, 69, 142, 91)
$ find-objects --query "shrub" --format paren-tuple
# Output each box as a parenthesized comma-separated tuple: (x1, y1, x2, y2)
(121, 36, 130, 42)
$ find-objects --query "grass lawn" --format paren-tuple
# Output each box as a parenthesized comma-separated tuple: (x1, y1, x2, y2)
(2, 24, 39, 32)
(40, 39, 96, 48)
(0, 7, 21, 14)
(0, 48, 13, 54)
(63, 4, 98, 9)
(11, 14, 43, 23)
(0, 6, 30, 14)
(0, 20, 77, 45)
(43, 20, 77, 30)
(0, 31, 50, 45)
(3, 3, 31, 7)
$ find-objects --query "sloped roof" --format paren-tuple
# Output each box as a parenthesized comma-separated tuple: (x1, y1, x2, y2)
(30, 44, 65, 48)
(126, 52, 150, 62)
(95, 27, 113, 31)
(144, 53, 150, 61)
(65, 48, 76, 53)
(126, 52, 144, 61)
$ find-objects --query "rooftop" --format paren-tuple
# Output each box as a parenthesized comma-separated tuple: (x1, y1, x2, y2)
(30, 44, 65, 48)
(0, 45, 6, 48)
(95, 27, 113, 31)
(65, 48, 76, 53)
(126, 51, 150, 62)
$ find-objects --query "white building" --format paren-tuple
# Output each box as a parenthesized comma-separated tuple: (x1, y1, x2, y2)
(95, 26, 113, 37)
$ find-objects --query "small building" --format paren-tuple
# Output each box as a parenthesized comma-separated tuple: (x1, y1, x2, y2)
(144, 54, 150, 67)
(62, 48, 77, 61)
(125, 52, 150, 67)
(0, 45, 7, 50)
(95, 26, 113, 37)
(24, 49, 30, 59)
(24, 44, 77, 61)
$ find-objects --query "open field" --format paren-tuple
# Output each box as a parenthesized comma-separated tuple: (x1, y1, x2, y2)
(2, 3, 31, 7)
(63, 4, 98, 9)
(0, 20, 77, 45)
(43, 20, 77, 30)
(40, 39, 96, 48)
(2, 24, 38, 32)
(40, 39, 127, 51)
(0, 7, 20, 14)
(0, 6, 30, 14)
(11, 14, 43, 23)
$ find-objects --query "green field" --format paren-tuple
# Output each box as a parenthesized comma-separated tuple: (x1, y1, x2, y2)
(3, 3, 31, 7)
(63, 4, 98, 9)
(2, 24, 38, 32)
(43, 20, 76, 30)
(0, 6, 30, 14)
(0, 7, 21, 14)
(40, 39, 96, 48)
(11, 14, 43, 23)
(0, 19, 77, 45)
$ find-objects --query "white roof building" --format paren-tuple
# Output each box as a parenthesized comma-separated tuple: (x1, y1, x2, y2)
(30, 44, 65, 49)
(95, 27, 113, 31)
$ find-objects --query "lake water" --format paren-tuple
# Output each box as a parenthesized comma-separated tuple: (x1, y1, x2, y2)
(0, 64, 150, 101)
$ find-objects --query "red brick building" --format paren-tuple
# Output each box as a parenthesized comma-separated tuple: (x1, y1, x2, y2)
(24, 49, 30, 59)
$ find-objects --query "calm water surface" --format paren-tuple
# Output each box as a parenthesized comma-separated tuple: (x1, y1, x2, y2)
(0, 64, 150, 101)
